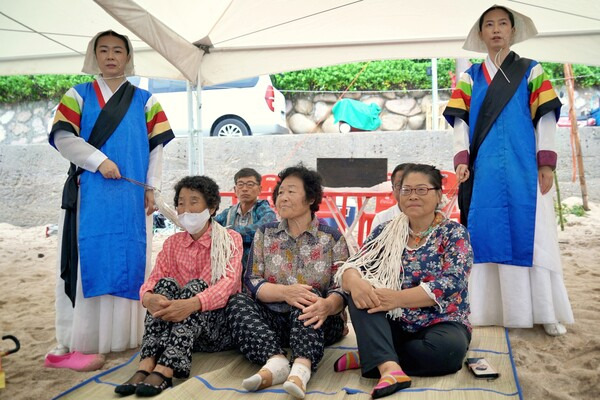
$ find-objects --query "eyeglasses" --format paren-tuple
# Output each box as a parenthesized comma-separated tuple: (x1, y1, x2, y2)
(235, 181, 259, 189)
(399, 187, 439, 196)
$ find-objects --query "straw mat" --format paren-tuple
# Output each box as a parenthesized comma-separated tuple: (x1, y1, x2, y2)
(54, 325, 521, 399)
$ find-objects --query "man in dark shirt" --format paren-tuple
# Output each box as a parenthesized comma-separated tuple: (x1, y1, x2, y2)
(215, 168, 277, 270)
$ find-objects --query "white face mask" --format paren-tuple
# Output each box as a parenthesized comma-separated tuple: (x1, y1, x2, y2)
(178, 209, 211, 235)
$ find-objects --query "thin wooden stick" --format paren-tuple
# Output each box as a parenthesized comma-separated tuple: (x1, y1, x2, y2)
(554, 170, 564, 231)
(563, 63, 590, 210)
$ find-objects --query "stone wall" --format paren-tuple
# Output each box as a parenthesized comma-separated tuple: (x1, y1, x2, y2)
(283, 85, 600, 134)
(1, 128, 598, 227)
(285, 91, 445, 133)
(0, 100, 56, 145)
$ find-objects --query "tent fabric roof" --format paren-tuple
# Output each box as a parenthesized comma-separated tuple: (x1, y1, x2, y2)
(1, 0, 599, 85)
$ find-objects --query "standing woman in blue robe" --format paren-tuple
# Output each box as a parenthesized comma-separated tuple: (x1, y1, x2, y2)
(46, 30, 175, 365)
(443, 6, 573, 336)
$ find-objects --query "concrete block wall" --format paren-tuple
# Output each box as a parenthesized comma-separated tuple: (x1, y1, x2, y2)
(0, 128, 597, 227)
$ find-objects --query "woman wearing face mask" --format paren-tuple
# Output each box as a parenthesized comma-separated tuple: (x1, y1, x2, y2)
(46, 30, 175, 368)
(226, 164, 349, 399)
(115, 175, 243, 397)
(443, 5, 574, 336)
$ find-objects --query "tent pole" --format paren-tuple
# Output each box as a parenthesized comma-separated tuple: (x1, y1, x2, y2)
(196, 71, 205, 175)
(563, 63, 589, 210)
(187, 81, 197, 174)
(431, 58, 438, 130)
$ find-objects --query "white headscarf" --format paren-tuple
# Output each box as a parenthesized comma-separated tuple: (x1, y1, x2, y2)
(462, 5, 538, 53)
(82, 30, 135, 76)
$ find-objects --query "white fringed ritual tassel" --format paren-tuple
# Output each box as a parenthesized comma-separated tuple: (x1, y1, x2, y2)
(208, 220, 238, 284)
(335, 212, 410, 320)
(154, 190, 184, 229)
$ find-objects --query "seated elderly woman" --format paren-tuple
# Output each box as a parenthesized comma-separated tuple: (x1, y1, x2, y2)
(226, 164, 350, 399)
(115, 176, 242, 397)
(335, 164, 473, 399)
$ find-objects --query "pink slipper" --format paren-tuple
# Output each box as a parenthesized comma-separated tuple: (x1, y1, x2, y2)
(44, 351, 105, 372)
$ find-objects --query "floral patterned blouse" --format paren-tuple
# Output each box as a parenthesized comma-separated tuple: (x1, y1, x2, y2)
(245, 217, 350, 312)
(368, 216, 473, 332)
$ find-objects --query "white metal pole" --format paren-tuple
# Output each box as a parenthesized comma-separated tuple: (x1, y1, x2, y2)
(186, 81, 197, 174)
(431, 58, 439, 130)
(196, 71, 204, 175)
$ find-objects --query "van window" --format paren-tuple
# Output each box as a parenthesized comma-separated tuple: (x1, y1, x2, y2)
(149, 79, 187, 94)
(203, 77, 259, 90)
(127, 76, 141, 86)
(129, 76, 261, 93)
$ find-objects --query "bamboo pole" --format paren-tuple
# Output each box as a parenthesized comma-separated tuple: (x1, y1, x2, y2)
(563, 63, 590, 210)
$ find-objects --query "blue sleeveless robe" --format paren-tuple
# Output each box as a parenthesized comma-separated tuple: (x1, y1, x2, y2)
(467, 63, 537, 267)
(76, 82, 151, 299)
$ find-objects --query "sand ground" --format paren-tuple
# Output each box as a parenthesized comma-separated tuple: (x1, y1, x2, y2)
(0, 197, 598, 399)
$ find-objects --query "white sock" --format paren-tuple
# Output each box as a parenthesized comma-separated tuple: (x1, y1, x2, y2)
(544, 322, 567, 336)
(47, 343, 70, 356)
(283, 362, 311, 399)
(242, 356, 290, 391)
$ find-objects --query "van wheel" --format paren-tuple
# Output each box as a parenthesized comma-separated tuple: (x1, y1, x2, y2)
(212, 118, 249, 137)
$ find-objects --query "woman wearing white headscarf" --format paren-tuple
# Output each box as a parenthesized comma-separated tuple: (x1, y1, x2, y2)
(443, 5, 574, 336)
(46, 30, 175, 367)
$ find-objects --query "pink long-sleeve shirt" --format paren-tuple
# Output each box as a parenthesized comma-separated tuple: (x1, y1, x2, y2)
(140, 225, 243, 311)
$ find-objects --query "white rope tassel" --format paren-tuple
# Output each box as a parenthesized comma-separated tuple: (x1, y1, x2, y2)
(209, 220, 238, 284)
(154, 191, 184, 229)
(335, 213, 410, 320)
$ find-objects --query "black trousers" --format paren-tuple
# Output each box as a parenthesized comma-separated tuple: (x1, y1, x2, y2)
(139, 278, 232, 378)
(226, 292, 345, 371)
(347, 297, 471, 378)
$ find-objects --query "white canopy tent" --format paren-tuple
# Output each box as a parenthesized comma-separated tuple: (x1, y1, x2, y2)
(1, 0, 599, 84)
(1, 0, 599, 172)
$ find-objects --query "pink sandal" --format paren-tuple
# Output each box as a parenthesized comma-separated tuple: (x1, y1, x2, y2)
(44, 351, 105, 372)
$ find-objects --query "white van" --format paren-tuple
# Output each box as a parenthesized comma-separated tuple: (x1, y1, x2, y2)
(129, 75, 289, 137)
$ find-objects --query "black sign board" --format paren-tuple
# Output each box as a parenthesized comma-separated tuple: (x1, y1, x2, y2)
(317, 158, 387, 188)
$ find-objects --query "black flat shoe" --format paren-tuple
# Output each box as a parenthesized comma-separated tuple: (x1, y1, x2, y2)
(135, 371, 173, 397)
(114, 370, 150, 396)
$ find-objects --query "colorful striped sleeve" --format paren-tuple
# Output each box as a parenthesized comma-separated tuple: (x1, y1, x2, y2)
(145, 95, 175, 151)
(443, 71, 473, 127)
(49, 87, 84, 148)
(528, 63, 562, 126)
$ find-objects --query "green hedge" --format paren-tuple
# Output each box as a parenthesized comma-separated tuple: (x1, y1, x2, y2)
(1, 59, 599, 103)
(272, 59, 456, 92)
(0, 74, 94, 103)
(272, 59, 600, 92)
